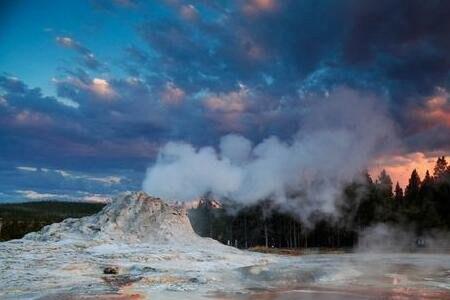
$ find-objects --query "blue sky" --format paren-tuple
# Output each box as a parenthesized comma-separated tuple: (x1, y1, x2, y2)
(2, 0, 450, 201)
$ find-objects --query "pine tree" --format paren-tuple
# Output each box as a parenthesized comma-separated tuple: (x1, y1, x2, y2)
(375, 170, 394, 221)
(404, 169, 422, 225)
(394, 182, 403, 202)
(392, 181, 404, 221)
(377, 169, 393, 198)
(417, 170, 441, 230)
(405, 169, 421, 201)
(355, 172, 377, 227)
(434, 161, 450, 228)
(364, 171, 374, 185)
(420, 170, 434, 195)
(433, 156, 448, 180)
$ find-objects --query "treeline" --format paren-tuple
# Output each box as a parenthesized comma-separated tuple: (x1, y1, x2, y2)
(189, 156, 450, 249)
(0, 201, 105, 241)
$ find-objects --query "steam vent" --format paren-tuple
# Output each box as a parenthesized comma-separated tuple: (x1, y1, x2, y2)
(25, 191, 200, 243)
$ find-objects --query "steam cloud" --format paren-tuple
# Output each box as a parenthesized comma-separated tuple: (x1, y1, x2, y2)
(357, 224, 450, 252)
(143, 88, 397, 220)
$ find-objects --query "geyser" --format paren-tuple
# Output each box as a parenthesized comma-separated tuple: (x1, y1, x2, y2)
(143, 88, 397, 220)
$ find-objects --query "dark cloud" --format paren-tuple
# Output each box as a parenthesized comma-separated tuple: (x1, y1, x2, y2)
(3, 0, 450, 199)
(9, 1, 450, 156)
(50, 0, 450, 157)
(148, 1, 448, 93)
(0, 74, 164, 168)
(341, 0, 450, 97)
(120, 0, 450, 150)
(405, 126, 450, 154)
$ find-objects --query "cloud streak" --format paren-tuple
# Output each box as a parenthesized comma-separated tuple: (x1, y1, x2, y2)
(56, 36, 103, 70)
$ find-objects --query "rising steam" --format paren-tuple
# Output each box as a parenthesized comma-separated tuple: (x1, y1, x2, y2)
(143, 88, 397, 220)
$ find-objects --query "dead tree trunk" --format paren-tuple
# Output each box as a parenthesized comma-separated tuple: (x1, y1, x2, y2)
(264, 222, 269, 248)
(244, 217, 248, 249)
(293, 222, 298, 248)
(304, 230, 308, 248)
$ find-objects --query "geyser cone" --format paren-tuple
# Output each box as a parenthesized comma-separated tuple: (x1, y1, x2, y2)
(25, 191, 200, 243)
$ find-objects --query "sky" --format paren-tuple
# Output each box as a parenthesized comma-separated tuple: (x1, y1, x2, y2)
(1, 0, 450, 202)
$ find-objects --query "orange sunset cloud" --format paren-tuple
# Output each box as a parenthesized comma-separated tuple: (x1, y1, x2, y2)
(412, 87, 450, 129)
(370, 152, 440, 188)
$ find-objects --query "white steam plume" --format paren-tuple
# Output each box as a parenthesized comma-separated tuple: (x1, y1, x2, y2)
(143, 88, 397, 220)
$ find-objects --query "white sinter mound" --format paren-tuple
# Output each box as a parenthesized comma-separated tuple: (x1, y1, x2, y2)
(25, 192, 200, 243)
(0, 191, 274, 300)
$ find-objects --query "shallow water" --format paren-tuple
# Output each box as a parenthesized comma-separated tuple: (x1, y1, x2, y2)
(215, 253, 450, 300)
(215, 288, 450, 300)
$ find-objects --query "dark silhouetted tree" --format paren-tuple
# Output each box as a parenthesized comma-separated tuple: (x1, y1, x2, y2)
(417, 170, 441, 230)
(375, 170, 394, 221)
(355, 172, 378, 227)
(393, 181, 404, 218)
(420, 170, 434, 198)
(405, 169, 421, 202)
(377, 170, 393, 198)
(433, 156, 448, 180)
(404, 169, 422, 225)
(394, 182, 403, 202)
